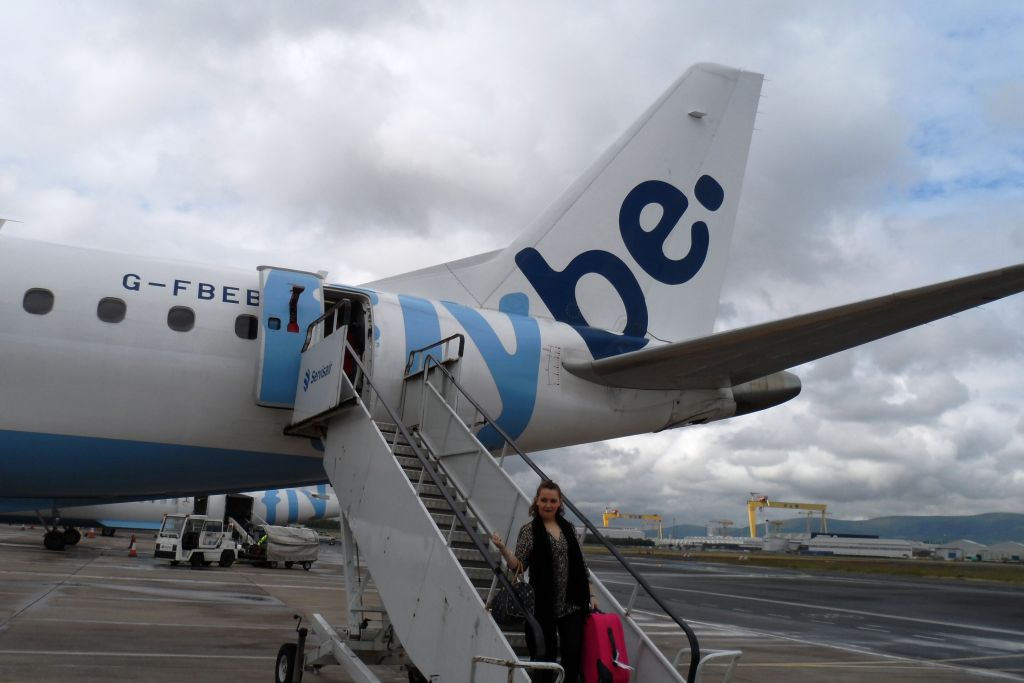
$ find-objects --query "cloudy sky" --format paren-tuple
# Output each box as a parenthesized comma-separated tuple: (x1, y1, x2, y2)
(2, 2, 1023, 528)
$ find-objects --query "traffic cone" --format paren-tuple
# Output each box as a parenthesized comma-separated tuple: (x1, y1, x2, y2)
(87, 528, 96, 539)
(128, 533, 138, 558)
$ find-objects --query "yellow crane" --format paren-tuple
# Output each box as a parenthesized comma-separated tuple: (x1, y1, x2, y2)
(747, 494, 827, 538)
(602, 508, 664, 540)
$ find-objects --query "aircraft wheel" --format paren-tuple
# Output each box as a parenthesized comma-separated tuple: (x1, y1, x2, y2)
(302, 562, 312, 571)
(275, 643, 297, 683)
(63, 527, 82, 546)
(285, 561, 294, 569)
(101, 527, 116, 537)
(43, 530, 66, 551)
(218, 551, 235, 568)
(189, 553, 204, 568)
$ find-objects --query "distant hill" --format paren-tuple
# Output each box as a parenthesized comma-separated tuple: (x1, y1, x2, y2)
(658, 513, 1024, 545)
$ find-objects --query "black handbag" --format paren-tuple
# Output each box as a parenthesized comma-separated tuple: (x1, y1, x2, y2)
(489, 569, 534, 624)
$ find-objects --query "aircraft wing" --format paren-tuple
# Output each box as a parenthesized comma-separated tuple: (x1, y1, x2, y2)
(563, 264, 1024, 390)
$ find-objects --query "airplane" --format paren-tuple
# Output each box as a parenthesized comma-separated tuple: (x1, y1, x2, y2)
(2, 62, 1023, 551)
(0, 484, 338, 548)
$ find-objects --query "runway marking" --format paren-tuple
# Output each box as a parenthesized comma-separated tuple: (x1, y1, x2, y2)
(628, 610, 1024, 681)
(856, 626, 891, 633)
(588, 557, 1024, 597)
(20, 617, 293, 631)
(0, 570, 344, 592)
(938, 654, 1024, 663)
(599, 577, 1024, 638)
(0, 649, 272, 660)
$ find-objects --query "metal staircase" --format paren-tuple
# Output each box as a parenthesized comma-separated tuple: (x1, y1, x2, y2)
(278, 302, 740, 682)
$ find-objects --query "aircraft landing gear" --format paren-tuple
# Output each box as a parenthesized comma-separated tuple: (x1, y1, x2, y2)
(36, 507, 81, 551)
(43, 529, 66, 551)
(40, 525, 81, 551)
(63, 527, 82, 546)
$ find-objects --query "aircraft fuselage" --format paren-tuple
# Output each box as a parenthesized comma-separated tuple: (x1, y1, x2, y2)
(0, 236, 737, 503)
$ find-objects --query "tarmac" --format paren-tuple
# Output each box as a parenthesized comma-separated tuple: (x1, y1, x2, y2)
(1, 525, 1020, 682)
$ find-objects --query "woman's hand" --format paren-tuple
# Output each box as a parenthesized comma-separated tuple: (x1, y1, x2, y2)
(590, 593, 599, 611)
(492, 532, 518, 571)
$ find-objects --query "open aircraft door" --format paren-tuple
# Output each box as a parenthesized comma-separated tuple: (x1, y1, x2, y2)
(255, 266, 325, 408)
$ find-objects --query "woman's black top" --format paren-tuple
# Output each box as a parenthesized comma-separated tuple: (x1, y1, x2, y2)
(513, 515, 589, 621)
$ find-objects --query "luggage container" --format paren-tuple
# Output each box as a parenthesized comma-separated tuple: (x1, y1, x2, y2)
(241, 524, 319, 570)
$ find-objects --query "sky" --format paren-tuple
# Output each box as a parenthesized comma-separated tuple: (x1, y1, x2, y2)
(2, 1, 1023, 529)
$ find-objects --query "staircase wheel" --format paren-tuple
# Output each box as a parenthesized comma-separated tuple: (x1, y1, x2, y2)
(275, 643, 297, 683)
(302, 561, 312, 571)
(285, 561, 294, 569)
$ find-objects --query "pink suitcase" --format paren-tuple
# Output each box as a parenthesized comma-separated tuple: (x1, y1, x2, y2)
(581, 611, 633, 683)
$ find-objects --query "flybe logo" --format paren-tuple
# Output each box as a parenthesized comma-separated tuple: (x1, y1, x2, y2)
(302, 363, 333, 392)
(516, 176, 724, 359)
(396, 177, 725, 447)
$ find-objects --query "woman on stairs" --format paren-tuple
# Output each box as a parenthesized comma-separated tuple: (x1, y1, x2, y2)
(492, 480, 598, 682)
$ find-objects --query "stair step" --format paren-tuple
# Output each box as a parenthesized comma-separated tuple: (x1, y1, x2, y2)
(411, 481, 442, 497)
(450, 529, 488, 547)
(430, 511, 478, 530)
(422, 497, 468, 513)
(462, 566, 494, 582)
(452, 546, 498, 564)
(395, 455, 421, 469)
(503, 631, 528, 652)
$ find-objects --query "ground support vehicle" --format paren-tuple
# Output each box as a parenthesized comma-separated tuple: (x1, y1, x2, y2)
(241, 524, 319, 570)
(154, 514, 238, 567)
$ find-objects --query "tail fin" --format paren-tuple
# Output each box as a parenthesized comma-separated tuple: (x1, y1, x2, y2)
(369, 63, 763, 359)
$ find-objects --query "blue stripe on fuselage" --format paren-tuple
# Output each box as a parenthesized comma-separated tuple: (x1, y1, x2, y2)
(0, 430, 327, 500)
(399, 294, 443, 374)
(442, 293, 540, 448)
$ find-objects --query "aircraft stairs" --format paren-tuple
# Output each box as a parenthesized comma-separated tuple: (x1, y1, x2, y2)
(279, 309, 740, 682)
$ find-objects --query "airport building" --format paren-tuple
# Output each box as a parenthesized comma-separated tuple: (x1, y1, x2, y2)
(981, 541, 1024, 563)
(801, 534, 922, 559)
(937, 539, 988, 561)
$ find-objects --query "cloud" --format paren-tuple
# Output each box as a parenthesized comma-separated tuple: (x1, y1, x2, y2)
(2, 1, 1023, 526)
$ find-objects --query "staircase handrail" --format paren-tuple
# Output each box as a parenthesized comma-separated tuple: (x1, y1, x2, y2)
(301, 299, 353, 353)
(404, 333, 466, 376)
(330, 335, 548, 661)
(420, 356, 703, 683)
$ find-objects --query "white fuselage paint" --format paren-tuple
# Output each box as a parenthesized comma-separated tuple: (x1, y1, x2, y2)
(0, 236, 732, 503)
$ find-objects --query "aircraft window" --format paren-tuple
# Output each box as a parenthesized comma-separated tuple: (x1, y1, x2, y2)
(167, 306, 195, 332)
(97, 297, 127, 323)
(235, 314, 258, 340)
(23, 288, 54, 315)
(268, 317, 281, 330)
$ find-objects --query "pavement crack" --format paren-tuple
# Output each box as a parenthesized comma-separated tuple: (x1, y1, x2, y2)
(0, 555, 101, 634)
